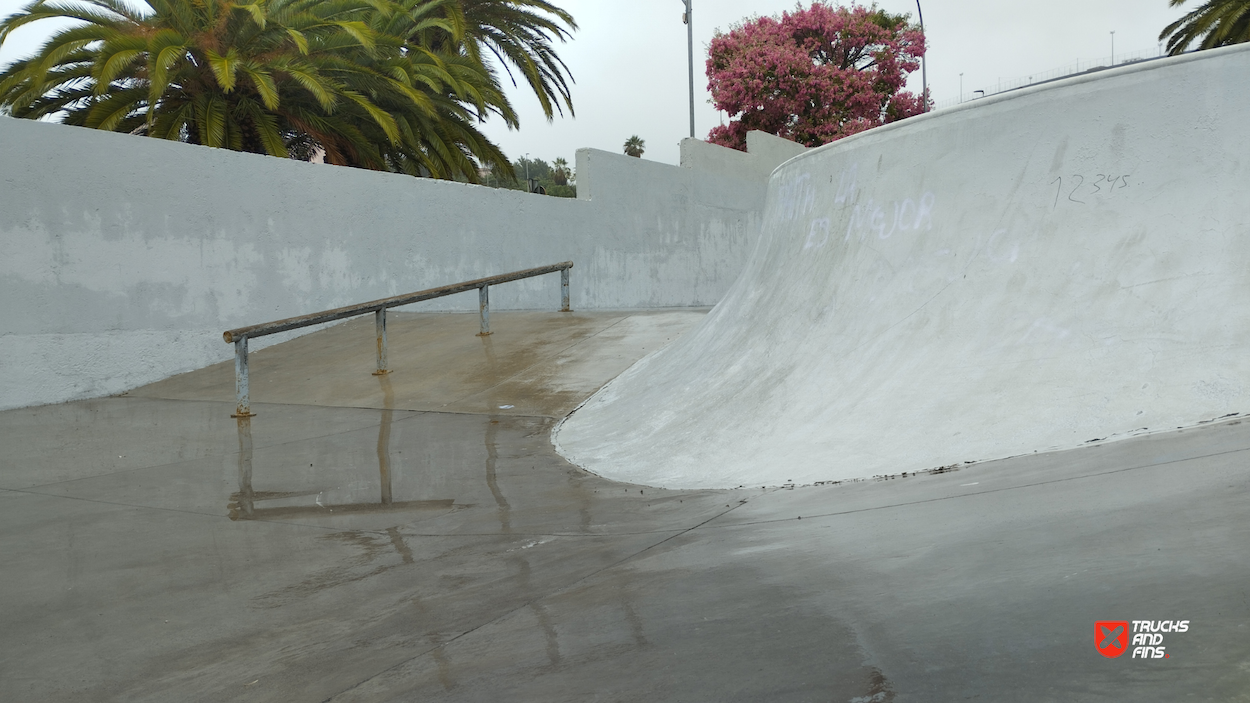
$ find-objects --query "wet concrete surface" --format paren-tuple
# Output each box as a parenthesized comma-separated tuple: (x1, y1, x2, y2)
(132, 311, 704, 416)
(2, 311, 1249, 701)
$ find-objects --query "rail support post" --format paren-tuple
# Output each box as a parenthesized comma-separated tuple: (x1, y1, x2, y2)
(560, 267, 571, 312)
(232, 337, 254, 418)
(372, 308, 390, 375)
(478, 285, 491, 336)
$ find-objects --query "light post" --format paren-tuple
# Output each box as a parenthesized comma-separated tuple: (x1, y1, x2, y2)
(680, 0, 695, 137)
(959, 72, 963, 103)
(1111, 31, 1116, 65)
(915, 0, 928, 112)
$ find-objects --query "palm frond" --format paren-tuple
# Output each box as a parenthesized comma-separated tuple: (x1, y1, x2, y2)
(1161, 0, 1250, 54)
(0, 0, 569, 179)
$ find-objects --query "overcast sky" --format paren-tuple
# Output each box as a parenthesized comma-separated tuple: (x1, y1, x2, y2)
(0, 0, 1190, 165)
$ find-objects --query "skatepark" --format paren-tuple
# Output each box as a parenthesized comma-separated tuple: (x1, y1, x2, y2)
(2, 43, 1249, 701)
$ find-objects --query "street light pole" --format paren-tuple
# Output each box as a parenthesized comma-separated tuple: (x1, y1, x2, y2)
(681, 0, 695, 138)
(915, 0, 928, 112)
(1111, 31, 1116, 65)
(959, 72, 963, 103)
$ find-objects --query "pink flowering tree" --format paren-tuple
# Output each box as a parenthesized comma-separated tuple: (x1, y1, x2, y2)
(706, 2, 927, 150)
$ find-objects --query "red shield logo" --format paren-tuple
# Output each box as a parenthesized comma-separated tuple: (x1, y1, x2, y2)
(1096, 621, 1129, 658)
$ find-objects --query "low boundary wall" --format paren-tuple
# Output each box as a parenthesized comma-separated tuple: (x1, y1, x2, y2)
(0, 118, 800, 410)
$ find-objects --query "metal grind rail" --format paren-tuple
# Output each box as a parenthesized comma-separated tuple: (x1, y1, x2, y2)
(222, 262, 573, 417)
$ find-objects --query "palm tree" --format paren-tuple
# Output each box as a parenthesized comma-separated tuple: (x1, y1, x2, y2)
(1160, 0, 1250, 55)
(375, 0, 575, 119)
(0, 0, 562, 180)
(452, 0, 577, 120)
(551, 156, 569, 185)
(623, 135, 644, 158)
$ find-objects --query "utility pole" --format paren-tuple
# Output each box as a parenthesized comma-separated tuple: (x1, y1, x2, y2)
(916, 1, 928, 112)
(681, 0, 695, 137)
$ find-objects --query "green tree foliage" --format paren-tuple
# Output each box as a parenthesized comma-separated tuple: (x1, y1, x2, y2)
(478, 153, 572, 196)
(623, 134, 643, 157)
(0, 0, 577, 181)
(438, 0, 576, 119)
(1160, 0, 1250, 54)
(551, 156, 569, 185)
(513, 154, 551, 181)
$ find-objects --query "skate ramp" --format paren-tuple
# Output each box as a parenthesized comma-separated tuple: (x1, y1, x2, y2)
(555, 44, 1250, 489)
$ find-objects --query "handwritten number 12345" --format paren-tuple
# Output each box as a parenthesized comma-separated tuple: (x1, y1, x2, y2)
(1051, 174, 1130, 209)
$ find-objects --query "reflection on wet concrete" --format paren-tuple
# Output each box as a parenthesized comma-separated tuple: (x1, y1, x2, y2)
(34, 381, 824, 699)
(485, 417, 512, 534)
(429, 634, 456, 692)
(378, 373, 394, 506)
(479, 329, 499, 369)
(407, 580, 456, 691)
(620, 586, 648, 649)
(568, 470, 593, 533)
(220, 402, 730, 536)
(228, 498, 455, 521)
(512, 554, 561, 668)
(227, 377, 454, 522)
(6, 310, 905, 701)
(330, 556, 879, 702)
(6, 391, 917, 702)
(532, 602, 561, 668)
(386, 527, 415, 564)
(478, 334, 515, 534)
(234, 416, 255, 520)
(250, 528, 424, 611)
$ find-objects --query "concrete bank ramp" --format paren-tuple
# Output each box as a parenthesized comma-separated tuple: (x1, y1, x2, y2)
(555, 44, 1250, 489)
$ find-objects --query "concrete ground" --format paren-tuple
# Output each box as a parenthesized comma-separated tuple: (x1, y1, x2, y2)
(2, 310, 1248, 702)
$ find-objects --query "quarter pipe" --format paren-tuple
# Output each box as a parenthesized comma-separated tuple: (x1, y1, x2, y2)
(556, 44, 1250, 489)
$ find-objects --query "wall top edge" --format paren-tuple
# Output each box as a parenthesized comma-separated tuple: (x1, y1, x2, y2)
(770, 42, 1250, 178)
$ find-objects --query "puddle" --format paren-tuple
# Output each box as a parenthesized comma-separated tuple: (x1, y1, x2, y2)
(227, 387, 458, 522)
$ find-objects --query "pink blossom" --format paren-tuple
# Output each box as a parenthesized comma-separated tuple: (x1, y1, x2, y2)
(705, 2, 928, 150)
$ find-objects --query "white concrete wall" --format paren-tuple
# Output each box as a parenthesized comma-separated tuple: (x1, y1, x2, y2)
(678, 131, 809, 183)
(556, 44, 1250, 489)
(0, 118, 794, 410)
